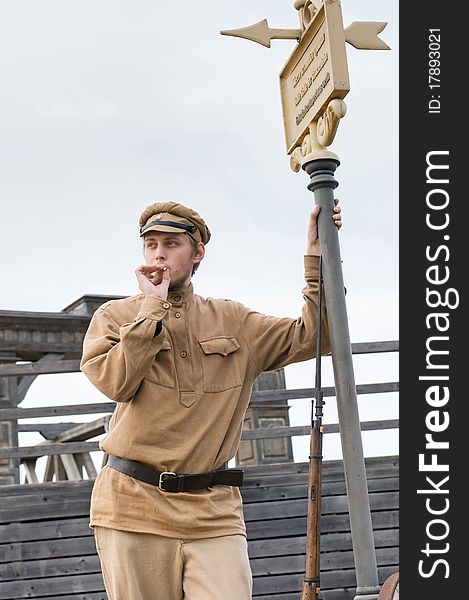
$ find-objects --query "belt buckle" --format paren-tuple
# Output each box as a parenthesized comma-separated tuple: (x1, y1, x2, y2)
(158, 471, 177, 490)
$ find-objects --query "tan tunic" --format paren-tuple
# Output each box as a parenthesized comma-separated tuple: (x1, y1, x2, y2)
(80, 255, 329, 539)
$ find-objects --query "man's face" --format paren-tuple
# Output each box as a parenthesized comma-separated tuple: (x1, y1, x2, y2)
(143, 231, 204, 291)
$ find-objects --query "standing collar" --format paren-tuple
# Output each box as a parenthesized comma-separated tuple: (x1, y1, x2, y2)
(167, 282, 194, 306)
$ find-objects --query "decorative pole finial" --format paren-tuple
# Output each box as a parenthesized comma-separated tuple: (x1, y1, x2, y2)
(221, 0, 389, 171)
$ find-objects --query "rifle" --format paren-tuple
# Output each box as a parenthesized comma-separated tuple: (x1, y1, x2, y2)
(301, 256, 325, 600)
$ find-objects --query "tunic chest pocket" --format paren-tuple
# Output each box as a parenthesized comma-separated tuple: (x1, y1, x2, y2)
(144, 337, 176, 389)
(198, 336, 243, 392)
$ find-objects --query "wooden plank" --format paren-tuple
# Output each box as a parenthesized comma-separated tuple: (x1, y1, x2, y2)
(0, 479, 94, 496)
(18, 422, 78, 434)
(244, 492, 398, 522)
(251, 593, 321, 600)
(242, 477, 399, 503)
(0, 499, 91, 523)
(0, 486, 95, 508)
(250, 594, 308, 600)
(250, 546, 398, 577)
(54, 454, 69, 481)
(241, 464, 399, 487)
(0, 518, 92, 543)
(252, 565, 398, 595)
(52, 417, 110, 442)
(251, 585, 395, 600)
(242, 458, 399, 488)
(241, 419, 399, 440)
(22, 459, 39, 483)
(43, 455, 55, 482)
(0, 359, 81, 377)
(252, 591, 389, 600)
(0, 309, 90, 324)
(0, 535, 96, 563)
(0, 402, 115, 421)
(250, 382, 399, 403)
(0, 441, 101, 459)
(246, 510, 398, 540)
(33, 595, 107, 600)
(350, 340, 398, 354)
(61, 454, 83, 480)
(0, 554, 101, 582)
(30, 595, 107, 600)
(76, 453, 98, 478)
(242, 460, 399, 488)
(243, 456, 399, 479)
(0, 572, 105, 599)
(247, 528, 398, 558)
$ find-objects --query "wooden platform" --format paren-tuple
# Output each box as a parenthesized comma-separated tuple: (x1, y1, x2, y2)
(0, 455, 398, 600)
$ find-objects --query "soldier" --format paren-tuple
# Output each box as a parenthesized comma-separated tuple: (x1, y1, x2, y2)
(80, 199, 341, 600)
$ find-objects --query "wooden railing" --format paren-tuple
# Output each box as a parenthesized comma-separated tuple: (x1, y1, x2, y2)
(0, 340, 398, 484)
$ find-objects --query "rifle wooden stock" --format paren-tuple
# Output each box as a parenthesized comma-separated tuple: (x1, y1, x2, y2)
(300, 416, 323, 599)
(301, 255, 324, 600)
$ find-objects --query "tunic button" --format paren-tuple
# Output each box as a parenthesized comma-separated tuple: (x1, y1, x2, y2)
(174, 295, 182, 302)
(180, 351, 187, 358)
(162, 302, 170, 309)
(175, 312, 181, 318)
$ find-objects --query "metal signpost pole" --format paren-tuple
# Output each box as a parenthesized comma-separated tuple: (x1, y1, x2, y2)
(304, 155, 380, 600)
(221, 2, 390, 599)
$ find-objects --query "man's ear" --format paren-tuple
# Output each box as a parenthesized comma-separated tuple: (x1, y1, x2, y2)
(193, 242, 205, 265)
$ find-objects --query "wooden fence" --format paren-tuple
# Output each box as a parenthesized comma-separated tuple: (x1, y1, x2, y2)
(0, 339, 399, 599)
(0, 340, 398, 484)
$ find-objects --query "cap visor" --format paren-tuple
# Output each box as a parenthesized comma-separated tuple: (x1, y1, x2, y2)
(140, 224, 187, 237)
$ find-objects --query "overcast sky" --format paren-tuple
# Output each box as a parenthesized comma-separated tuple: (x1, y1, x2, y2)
(0, 0, 398, 465)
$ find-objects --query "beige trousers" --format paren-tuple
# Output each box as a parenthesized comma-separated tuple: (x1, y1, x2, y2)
(94, 526, 253, 600)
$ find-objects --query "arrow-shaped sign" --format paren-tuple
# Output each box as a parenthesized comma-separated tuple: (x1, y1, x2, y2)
(344, 21, 390, 50)
(220, 19, 389, 51)
(220, 19, 301, 48)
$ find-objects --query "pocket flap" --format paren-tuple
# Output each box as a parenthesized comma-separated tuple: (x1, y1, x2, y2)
(199, 336, 240, 356)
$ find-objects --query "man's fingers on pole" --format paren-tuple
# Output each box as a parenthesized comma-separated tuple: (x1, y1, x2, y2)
(309, 202, 341, 231)
(332, 200, 342, 229)
(310, 205, 320, 227)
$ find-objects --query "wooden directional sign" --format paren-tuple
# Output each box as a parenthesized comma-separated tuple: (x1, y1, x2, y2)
(279, 0, 349, 155)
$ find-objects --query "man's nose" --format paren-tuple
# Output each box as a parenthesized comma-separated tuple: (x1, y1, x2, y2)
(154, 246, 166, 261)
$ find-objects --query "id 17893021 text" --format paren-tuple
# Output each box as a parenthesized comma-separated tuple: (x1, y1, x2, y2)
(428, 29, 441, 114)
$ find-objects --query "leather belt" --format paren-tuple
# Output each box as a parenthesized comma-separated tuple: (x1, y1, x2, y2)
(107, 454, 244, 493)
